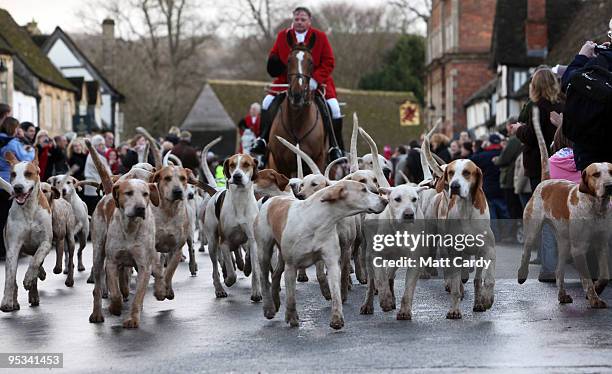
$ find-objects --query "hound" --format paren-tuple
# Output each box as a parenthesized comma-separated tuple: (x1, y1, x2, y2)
(203, 153, 262, 301)
(40, 182, 76, 287)
(48, 174, 90, 274)
(426, 158, 496, 319)
(256, 180, 388, 329)
(87, 166, 165, 328)
(1, 152, 53, 312)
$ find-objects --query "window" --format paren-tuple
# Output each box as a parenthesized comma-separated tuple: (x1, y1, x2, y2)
(513, 70, 528, 93)
(44, 95, 52, 128)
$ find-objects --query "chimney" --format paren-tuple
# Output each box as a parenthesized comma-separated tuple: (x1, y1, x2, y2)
(525, 0, 547, 57)
(101, 18, 115, 79)
(25, 19, 41, 35)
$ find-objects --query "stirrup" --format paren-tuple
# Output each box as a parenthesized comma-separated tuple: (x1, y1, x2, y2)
(328, 147, 343, 162)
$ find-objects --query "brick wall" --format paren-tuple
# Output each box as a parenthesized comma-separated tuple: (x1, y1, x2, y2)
(459, 0, 497, 53)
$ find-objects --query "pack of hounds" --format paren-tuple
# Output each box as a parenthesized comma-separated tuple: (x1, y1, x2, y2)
(1, 110, 610, 329)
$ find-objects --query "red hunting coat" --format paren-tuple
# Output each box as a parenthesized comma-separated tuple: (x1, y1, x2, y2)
(268, 27, 337, 99)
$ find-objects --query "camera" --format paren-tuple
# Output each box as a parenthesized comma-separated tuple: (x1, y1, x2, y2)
(595, 44, 611, 53)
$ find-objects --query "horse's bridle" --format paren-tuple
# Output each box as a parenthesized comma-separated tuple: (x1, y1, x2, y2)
(287, 67, 312, 106)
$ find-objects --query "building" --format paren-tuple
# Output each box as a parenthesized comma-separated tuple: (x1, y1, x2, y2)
(0, 8, 76, 135)
(485, 0, 581, 128)
(31, 24, 124, 136)
(424, 0, 497, 136)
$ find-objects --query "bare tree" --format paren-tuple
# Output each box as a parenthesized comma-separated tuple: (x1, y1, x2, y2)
(76, 0, 215, 136)
(388, 0, 431, 33)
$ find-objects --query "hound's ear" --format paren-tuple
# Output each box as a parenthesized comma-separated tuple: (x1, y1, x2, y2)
(435, 169, 447, 194)
(306, 32, 316, 50)
(112, 183, 122, 207)
(286, 30, 295, 48)
(4, 151, 18, 166)
(249, 157, 259, 181)
(579, 170, 595, 195)
(471, 167, 487, 214)
(148, 183, 160, 207)
(51, 187, 61, 199)
(223, 158, 231, 179)
(379, 187, 392, 196)
(320, 185, 347, 203)
(274, 171, 289, 191)
(33, 147, 39, 167)
(150, 170, 161, 184)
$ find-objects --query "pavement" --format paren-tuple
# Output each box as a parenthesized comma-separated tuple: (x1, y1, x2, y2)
(1, 239, 612, 373)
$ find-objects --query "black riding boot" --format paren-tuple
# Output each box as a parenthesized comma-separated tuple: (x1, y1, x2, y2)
(327, 117, 343, 161)
(251, 109, 271, 155)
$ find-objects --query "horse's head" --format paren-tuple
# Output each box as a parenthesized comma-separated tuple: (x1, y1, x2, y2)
(286, 33, 316, 108)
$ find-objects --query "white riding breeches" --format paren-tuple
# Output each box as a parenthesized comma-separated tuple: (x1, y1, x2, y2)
(262, 94, 342, 119)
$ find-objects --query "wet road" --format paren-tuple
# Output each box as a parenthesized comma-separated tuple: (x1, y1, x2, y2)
(1, 240, 612, 373)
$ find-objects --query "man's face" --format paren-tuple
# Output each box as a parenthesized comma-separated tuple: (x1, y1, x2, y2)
(293, 11, 311, 33)
(105, 133, 114, 147)
(249, 106, 259, 117)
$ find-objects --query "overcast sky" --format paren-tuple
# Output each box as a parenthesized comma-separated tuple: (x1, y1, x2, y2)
(0, 0, 401, 35)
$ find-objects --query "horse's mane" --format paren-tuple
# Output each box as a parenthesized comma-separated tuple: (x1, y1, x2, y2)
(291, 43, 312, 53)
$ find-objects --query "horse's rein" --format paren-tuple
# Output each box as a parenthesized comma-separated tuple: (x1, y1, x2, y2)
(278, 102, 320, 146)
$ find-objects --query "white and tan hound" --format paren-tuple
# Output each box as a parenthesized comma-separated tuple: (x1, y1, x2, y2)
(1, 152, 53, 312)
(518, 162, 612, 308)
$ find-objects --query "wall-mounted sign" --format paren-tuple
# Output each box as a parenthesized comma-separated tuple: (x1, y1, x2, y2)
(399, 101, 420, 126)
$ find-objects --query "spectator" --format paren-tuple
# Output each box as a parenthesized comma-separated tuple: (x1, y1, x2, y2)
(510, 67, 564, 282)
(493, 117, 523, 238)
(460, 141, 473, 158)
(470, 133, 509, 241)
(47, 135, 69, 177)
(165, 126, 181, 145)
(67, 137, 87, 180)
(561, 32, 612, 170)
(238, 103, 262, 151)
(34, 130, 54, 179)
(83, 134, 109, 215)
(472, 139, 483, 155)
(20, 122, 36, 145)
(459, 131, 471, 145)
(430, 133, 451, 163)
(0, 116, 35, 261)
(171, 130, 200, 173)
(394, 140, 424, 185)
(105, 148, 120, 174)
(449, 140, 461, 160)
(103, 130, 115, 149)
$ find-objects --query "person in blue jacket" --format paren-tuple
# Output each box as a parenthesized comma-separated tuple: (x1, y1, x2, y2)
(0, 116, 35, 260)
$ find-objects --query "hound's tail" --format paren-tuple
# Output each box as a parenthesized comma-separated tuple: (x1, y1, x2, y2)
(136, 127, 163, 169)
(201, 136, 222, 187)
(84, 139, 113, 195)
(532, 106, 550, 181)
(422, 119, 444, 179)
(358, 127, 390, 188)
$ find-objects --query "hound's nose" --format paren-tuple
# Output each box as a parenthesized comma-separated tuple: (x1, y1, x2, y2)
(188, 193, 195, 200)
(172, 188, 183, 200)
(232, 174, 243, 183)
(605, 184, 612, 196)
(13, 184, 24, 194)
(450, 182, 461, 195)
(403, 211, 415, 220)
(134, 206, 146, 218)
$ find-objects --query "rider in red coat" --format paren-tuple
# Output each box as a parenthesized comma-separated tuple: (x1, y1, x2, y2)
(251, 6, 343, 161)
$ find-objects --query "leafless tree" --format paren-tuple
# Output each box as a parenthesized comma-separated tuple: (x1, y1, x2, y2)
(76, 0, 215, 136)
(388, 0, 432, 32)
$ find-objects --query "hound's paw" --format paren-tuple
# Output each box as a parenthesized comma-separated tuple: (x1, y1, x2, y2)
(189, 262, 197, 276)
(1, 302, 20, 312)
(215, 289, 228, 298)
(558, 294, 573, 304)
(198, 246, 206, 253)
(330, 315, 345, 330)
(357, 276, 367, 285)
(380, 298, 395, 312)
(263, 306, 276, 320)
(165, 288, 175, 300)
(23, 275, 36, 291)
(86, 274, 94, 284)
(595, 280, 608, 295)
(65, 277, 74, 288)
(297, 273, 309, 282)
(285, 310, 299, 327)
(108, 300, 122, 316)
(154, 286, 166, 301)
(123, 318, 140, 329)
(589, 298, 607, 309)
(244, 261, 252, 277)
(89, 312, 105, 323)
(102, 290, 108, 299)
(53, 266, 62, 274)
(223, 274, 236, 287)
(359, 303, 374, 315)
(396, 310, 412, 320)
(517, 266, 528, 284)
(473, 303, 486, 312)
(38, 268, 46, 281)
(28, 291, 39, 307)
(78, 264, 86, 272)
(251, 293, 262, 303)
(446, 309, 462, 319)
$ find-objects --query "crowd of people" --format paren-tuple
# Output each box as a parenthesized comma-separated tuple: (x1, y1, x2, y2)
(0, 108, 222, 261)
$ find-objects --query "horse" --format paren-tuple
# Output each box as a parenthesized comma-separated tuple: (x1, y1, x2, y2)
(267, 36, 328, 178)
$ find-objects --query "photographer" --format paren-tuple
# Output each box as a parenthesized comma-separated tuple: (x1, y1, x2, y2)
(561, 19, 612, 170)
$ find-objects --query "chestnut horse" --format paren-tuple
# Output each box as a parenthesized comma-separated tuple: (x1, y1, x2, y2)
(267, 39, 327, 178)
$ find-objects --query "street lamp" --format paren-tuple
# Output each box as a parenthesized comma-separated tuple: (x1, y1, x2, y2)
(0, 60, 8, 103)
